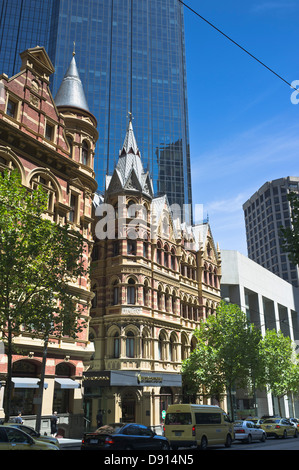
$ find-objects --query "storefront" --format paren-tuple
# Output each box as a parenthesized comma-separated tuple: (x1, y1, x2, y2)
(83, 370, 182, 430)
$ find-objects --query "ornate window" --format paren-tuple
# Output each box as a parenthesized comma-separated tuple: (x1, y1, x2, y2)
(113, 333, 120, 358)
(126, 331, 135, 358)
(127, 278, 136, 305)
(30, 173, 58, 219)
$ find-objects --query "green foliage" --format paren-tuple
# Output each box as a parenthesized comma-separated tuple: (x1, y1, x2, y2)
(259, 329, 299, 415)
(0, 170, 89, 420)
(182, 301, 262, 419)
(182, 299, 299, 419)
(0, 170, 88, 339)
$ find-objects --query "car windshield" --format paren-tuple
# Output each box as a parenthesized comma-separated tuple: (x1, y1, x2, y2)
(95, 424, 123, 434)
(234, 421, 244, 426)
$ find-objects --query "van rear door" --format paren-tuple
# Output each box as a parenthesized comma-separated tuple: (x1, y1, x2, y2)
(164, 412, 194, 441)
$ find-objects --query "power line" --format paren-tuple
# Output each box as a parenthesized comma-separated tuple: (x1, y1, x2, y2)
(178, 0, 297, 91)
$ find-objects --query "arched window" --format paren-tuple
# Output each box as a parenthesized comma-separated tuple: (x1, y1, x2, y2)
(158, 332, 166, 360)
(169, 335, 175, 362)
(171, 248, 176, 271)
(127, 278, 136, 305)
(127, 239, 136, 255)
(127, 200, 136, 218)
(157, 241, 162, 265)
(172, 292, 176, 314)
(82, 140, 89, 165)
(31, 173, 57, 217)
(164, 245, 169, 268)
(158, 286, 164, 311)
(143, 280, 150, 306)
(114, 333, 120, 358)
(126, 331, 135, 358)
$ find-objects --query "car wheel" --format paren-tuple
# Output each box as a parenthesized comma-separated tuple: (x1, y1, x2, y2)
(247, 434, 252, 444)
(160, 442, 170, 450)
(198, 436, 208, 450)
(294, 430, 298, 438)
(282, 430, 287, 439)
(260, 433, 266, 442)
(225, 434, 232, 448)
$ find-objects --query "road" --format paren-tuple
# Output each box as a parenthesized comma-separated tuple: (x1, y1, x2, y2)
(60, 435, 299, 451)
(222, 436, 299, 451)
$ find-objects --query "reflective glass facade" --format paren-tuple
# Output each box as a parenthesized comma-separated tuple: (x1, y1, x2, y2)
(0, 0, 192, 219)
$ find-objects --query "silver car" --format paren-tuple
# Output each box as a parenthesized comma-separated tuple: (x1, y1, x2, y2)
(234, 420, 266, 443)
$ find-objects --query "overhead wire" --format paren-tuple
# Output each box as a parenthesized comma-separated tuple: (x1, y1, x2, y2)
(178, 0, 298, 91)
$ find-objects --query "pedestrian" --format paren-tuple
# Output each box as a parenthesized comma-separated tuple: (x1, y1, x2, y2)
(50, 411, 58, 437)
(96, 409, 103, 428)
(15, 412, 23, 424)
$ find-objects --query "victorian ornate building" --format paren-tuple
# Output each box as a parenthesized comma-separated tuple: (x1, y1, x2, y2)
(84, 120, 222, 428)
(0, 47, 98, 436)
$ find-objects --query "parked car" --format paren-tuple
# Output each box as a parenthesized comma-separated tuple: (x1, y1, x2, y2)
(233, 420, 266, 443)
(81, 423, 170, 450)
(0, 425, 60, 450)
(245, 418, 264, 427)
(4, 422, 60, 448)
(261, 418, 298, 439)
(289, 418, 299, 429)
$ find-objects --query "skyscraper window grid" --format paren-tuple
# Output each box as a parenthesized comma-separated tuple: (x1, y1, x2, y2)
(0, 0, 193, 221)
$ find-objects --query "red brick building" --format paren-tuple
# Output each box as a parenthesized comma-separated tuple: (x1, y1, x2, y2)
(0, 47, 98, 437)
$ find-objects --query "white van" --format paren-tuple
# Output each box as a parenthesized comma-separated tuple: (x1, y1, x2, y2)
(164, 404, 234, 450)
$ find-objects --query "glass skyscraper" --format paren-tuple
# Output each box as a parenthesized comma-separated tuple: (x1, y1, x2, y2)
(0, 0, 192, 219)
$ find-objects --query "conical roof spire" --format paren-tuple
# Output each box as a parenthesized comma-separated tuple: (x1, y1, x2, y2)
(105, 117, 154, 199)
(54, 52, 89, 112)
(120, 114, 140, 157)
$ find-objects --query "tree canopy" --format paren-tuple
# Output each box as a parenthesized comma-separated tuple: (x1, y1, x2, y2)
(0, 170, 89, 421)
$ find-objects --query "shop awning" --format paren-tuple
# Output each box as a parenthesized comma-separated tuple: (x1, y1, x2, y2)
(12, 378, 48, 389)
(55, 378, 79, 389)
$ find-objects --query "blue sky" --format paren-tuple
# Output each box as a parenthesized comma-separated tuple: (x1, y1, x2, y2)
(183, 1, 299, 255)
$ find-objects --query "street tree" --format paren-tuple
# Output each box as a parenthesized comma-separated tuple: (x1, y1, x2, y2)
(0, 170, 89, 425)
(182, 301, 263, 421)
(259, 329, 298, 416)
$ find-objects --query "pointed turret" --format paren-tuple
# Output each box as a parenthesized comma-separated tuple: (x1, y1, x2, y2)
(54, 53, 89, 112)
(105, 118, 154, 199)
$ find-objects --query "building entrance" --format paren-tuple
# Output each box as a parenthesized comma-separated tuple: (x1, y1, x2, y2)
(121, 391, 136, 423)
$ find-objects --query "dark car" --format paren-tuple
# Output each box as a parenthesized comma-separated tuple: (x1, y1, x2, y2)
(81, 423, 170, 450)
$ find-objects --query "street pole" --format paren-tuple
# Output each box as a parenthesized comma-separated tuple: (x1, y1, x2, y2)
(35, 336, 49, 434)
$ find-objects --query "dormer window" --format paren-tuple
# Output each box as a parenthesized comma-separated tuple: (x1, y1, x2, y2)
(45, 122, 55, 141)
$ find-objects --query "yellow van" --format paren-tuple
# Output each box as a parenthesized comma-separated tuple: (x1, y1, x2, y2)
(164, 404, 234, 450)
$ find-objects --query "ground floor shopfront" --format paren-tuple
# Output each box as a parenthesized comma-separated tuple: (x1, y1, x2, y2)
(0, 358, 85, 437)
(82, 370, 182, 430)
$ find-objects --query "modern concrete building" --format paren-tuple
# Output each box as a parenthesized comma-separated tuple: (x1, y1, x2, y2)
(243, 177, 299, 288)
(221, 249, 299, 419)
(0, 47, 97, 437)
